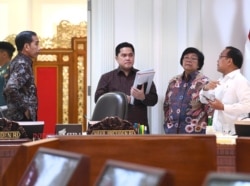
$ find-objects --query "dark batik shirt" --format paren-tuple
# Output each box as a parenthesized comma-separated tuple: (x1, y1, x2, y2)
(95, 67, 158, 128)
(163, 71, 214, 134)
(4, 53, 38, 121)
(0, 62, 9, 106)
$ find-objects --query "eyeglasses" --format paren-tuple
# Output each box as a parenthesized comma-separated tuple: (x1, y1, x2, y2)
(183, 56, 198, 61)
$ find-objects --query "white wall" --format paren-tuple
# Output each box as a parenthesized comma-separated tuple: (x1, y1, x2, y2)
(0, 0, 31, 39)
(201, 0, 250, 80)
(90, 0, 250, 134)
(0, 0, 87, 40)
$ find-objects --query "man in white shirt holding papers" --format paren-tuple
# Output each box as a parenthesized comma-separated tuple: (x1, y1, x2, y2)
(95, 42, 158, 134)
(200, 46, 250, 135)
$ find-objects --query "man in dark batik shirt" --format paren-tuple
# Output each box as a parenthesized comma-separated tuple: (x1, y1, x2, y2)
(95, 42, 158, 133)
(4, 31, 40, 121)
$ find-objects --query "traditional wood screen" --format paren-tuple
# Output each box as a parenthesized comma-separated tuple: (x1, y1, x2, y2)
(33, 37, 87, 135)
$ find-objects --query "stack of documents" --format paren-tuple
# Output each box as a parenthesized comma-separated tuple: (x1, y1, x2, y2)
(130, 69, 155, 104)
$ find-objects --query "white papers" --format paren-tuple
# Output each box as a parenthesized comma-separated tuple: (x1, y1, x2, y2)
(130, 69, 155, 104)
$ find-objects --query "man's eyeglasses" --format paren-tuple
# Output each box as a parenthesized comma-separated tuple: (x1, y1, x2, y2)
(219, 55, 228, 59)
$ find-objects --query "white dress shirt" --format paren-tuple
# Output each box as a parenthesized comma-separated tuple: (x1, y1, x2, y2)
(200, 69, 250, 135)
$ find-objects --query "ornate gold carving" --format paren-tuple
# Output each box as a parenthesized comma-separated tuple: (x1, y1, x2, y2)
(37, 54, 57, 62)
(77, 43, 85, 50)
(62, 55, 70, 62)
(77, 56, 84, 124)
(4, 20, 87, 49)
(4, 34, 15, 45)
(57, 20, 87, 48)
(62, 66, 69, 123)
(4, 34, 17, 57)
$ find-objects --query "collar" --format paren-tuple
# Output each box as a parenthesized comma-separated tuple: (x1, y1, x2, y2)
(222, 69, 240, 80)
(117, 67, 137, 76)
(182, 71, 199, 81)
(0, 62, 10, 69)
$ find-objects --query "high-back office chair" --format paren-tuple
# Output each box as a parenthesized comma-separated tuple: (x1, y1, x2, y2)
(91, 92, 128, 121)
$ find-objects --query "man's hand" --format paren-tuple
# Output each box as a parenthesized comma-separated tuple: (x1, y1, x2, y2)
(203, 81, 220, 91)
(25, 110, 31, 120)
(130, 84, 145, 101)
(208, 98, 224, 110)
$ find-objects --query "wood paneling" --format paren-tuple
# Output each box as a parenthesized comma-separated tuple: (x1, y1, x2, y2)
(33, 37, 87, 134)
(236, 137, 250, 172)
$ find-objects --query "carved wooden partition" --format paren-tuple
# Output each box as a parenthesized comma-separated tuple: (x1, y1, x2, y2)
(33, 37, 87, 134)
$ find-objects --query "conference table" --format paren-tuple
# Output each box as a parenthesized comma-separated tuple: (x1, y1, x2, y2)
(0, 134, 237, 179)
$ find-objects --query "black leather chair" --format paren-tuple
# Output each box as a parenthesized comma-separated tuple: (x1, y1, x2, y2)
(91, 92, 128, 121)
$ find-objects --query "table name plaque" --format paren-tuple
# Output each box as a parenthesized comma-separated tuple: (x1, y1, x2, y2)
(0, 131, 21, 139)
(91, 130, 136, 135)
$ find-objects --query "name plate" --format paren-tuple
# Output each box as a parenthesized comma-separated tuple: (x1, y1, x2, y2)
(91, 130, 136, 135)
(0, 131, 21, 139)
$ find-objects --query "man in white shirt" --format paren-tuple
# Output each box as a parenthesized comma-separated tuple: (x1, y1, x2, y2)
(200, 46, 250, 135)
